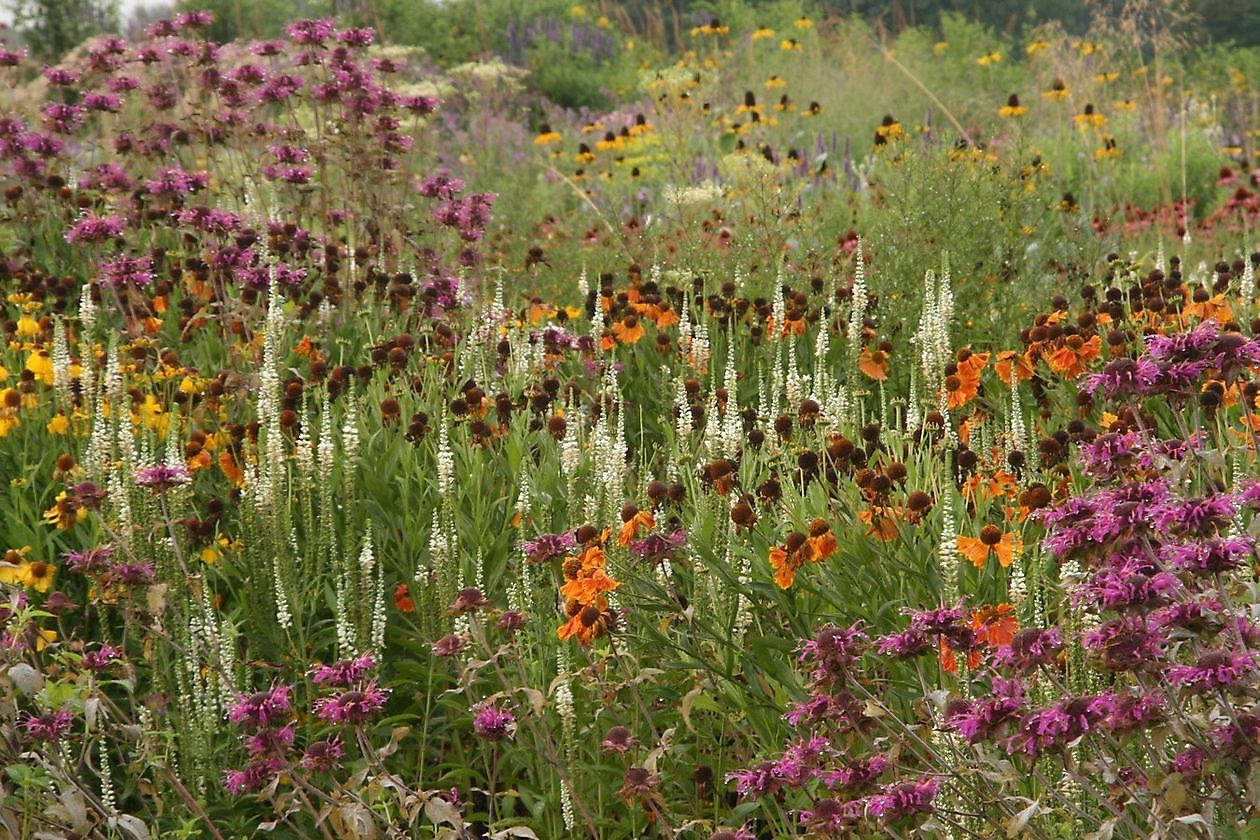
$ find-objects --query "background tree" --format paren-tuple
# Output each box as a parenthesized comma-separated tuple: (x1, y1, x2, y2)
(6, 0, 121, 63)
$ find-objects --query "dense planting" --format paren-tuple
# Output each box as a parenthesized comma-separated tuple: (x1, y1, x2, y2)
(2, 4, 1260, 838)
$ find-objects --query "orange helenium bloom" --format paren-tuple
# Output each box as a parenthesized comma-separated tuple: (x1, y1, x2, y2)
(618, 510, 656, 546)
(859, 506, 901, 542)
(561, 567, 621, 604)
(995, 350, 1035, 386)
(968, 603, 1018, 667)
(858, 347, 889, 380)
(957, 526, 1019, 568)
(946, 352, 988, 409)
(612, 315, 646, 345)
(557, 598, 611, 645)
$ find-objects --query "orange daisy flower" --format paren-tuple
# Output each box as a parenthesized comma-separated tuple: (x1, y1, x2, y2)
(967, 603, 1018, 667)
(945, 351, 988, 409)
(612, 314, 645, 344)
(557, 598, 612, 645)
(394, 582, 416, 613)
(807, 518, 837, 560)
(957, 525, 1019, 569)
(769, 531, 813, 589)
(618, 507, 656, 546)
(561, 567, 621, 604)
(859, 506, 901, 542)
(1044, 334, 1101, 379)
(995, 349, 1034, 386)
(858, 346, 890, 380)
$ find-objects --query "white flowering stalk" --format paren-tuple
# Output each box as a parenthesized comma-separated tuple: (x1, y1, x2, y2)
(334, 562, 355, 658)
(51, 317, 71, 408)
(163, 414, 183, 480)
(98, 738, 117, 815)
(812, 309, 831, 406)
(590, 286, 606, 341)
(85, 390, 110, 481)
(907, 377, 922, 430)
(1008, 552, 1027, 611)
(847, 242, 868, 365)
(938, 500, 958, 605)
(436, 414, 454, 497)
(785, 342, 803, 415)
(732, 538, 754, 644)
(770, 279, 786, 347)
(938, 387, 956, 448)
(294, 392, 314, 480)
(1241, 253, 1255, 302)
(555, 647, 577, 831)
(691, 314, 711, 372)
(674, 372, 692, 442)
(317, 390, 335, 487)
(514, 468, 531, 530)
(1009, 384, 1031, 473)
(255, 272, 287, 511)
(702, 386, 721, 460)
(757, 362, 771, 425)
(77, 287, 97, 419)
(915, 260, 955, 416)
(368, 542, 386, 654)
(340, 385, 359, 471)
(560, 397, 582, 477)
(721, 349, 742, 458)
(678, 290, 693, 356)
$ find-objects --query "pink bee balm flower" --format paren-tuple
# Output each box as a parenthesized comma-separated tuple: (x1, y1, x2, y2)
(313, 681, 390, 724)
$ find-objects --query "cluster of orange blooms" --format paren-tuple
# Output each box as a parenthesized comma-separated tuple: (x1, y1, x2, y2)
(768, 518, 836, 589)
(557, 525, 622, 645)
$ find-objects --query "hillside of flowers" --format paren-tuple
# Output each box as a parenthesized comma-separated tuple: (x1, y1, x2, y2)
(2, 3, 1260, 837)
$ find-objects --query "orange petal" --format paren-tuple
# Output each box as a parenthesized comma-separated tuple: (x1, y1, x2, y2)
(957, 536, 991, 569)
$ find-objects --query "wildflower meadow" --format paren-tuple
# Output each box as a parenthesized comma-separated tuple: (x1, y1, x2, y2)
(4, 0, 1260, 837)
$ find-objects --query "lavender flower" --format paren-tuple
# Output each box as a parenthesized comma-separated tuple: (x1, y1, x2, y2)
(65, 213, 125, 244)
(101, 254, 155, 288)
(134, 463, 191, 491)
(1081, 357, 1161, 398)
(471, 699, 516, 742)
(19, 708, 73, 742)
(799, 797, 864, 833)
(228, 685, 293, 729)
(1167, 650, 1257, 692)
(866, 777, 938, 821)
(628, 529, 687, 564)
(1082, 616, 1164, 671)
(945, 677, 1026, 742)
(300, 738, 344, 772)
(110, 562, 156, 586)
(451, 587, 488, 614)
(313, 681, 390, 724)
(309, 653, 375, 687)
(64, 544, 116, 573)
(798, 624, 868, 685)
(82, 644, 122, 671)
(1005, 695, 1116, 757)
(875, 629, 931, 659)
(224, 756, 285, 794)
(601, 725, 637, 753)
(519, 531, 575, 563)
(991, 628, 1064, 673)
(432, 634, 467, 656)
